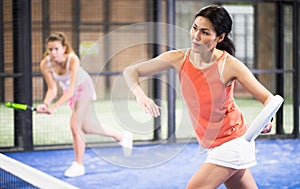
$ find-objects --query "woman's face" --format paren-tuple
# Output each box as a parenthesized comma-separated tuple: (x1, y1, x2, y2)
(47, 40, 66, 62)
(190, 16, 221, 54)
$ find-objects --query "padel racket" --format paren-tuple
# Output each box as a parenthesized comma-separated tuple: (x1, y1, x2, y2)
(4, 102, 36, 111)
(243, 95, 284, 142)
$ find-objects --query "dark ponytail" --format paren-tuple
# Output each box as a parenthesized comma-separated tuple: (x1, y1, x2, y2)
(195, 5, 235, 56)
(216, 36, 235, 56)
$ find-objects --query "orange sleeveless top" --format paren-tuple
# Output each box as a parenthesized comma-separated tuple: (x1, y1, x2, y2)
(179, 50, 247, 148)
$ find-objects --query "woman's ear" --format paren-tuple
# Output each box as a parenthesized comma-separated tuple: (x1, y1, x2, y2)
(63, 45, 67, 53)
(217, 33, 226, 43)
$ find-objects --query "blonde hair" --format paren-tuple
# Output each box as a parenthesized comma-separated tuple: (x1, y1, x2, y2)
(43, 32, 74, 58)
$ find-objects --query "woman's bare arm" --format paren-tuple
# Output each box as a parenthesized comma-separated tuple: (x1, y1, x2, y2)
(223, 56, 273, 105)
(50, 55, 80, 111)
(223, 56, 274, 133)
(40, 58, 58, 106)
(123, 50, 185, 117)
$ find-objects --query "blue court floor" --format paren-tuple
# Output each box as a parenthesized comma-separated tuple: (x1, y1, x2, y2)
(4, 139, 300, 189)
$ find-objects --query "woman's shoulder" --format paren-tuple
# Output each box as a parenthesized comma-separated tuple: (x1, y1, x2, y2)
(67, 53, 80, 65)
(222, 51, 250, 79)
(155, 49, 187, 71)
(40, 56, 50, 68)
(68, 52, 80, 60)
(224, 52, 243, 67)
(214, 49, 239, 66)
(167, 48, 187, 55)
(157, 49, 187, 61)
(66, 53, 82, 72)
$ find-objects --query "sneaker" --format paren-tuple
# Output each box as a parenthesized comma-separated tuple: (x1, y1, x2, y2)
(119, 131, 133, 157)
(64, 161, 85, 177)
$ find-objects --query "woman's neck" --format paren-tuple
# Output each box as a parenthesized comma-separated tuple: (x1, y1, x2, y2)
(189, 49, 215, 69)
(52, 54, 68, 68)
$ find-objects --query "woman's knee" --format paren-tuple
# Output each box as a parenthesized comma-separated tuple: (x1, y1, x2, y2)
(70, 115, 82, 135)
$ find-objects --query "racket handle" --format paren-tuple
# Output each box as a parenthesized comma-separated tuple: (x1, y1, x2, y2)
(5, 102, 36, 111)
(28, 106, 36, 111)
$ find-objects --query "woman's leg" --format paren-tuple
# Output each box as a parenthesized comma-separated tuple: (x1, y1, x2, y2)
(65, 99, 118, 176)
(70, 112, 86, 164)
(224, 168, 258, 189)
(75, 98, 123, 142)
(63, 111, 86, 177)
(186, 163, 238, 189)
(186, 163, 258, 189)
(72, 97, 132, 159)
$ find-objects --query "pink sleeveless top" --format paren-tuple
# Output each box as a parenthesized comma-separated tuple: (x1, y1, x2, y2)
(179, 50, 247, 148)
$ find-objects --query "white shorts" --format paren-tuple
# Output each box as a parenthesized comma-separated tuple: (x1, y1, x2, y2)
(204, 137, 257, 169)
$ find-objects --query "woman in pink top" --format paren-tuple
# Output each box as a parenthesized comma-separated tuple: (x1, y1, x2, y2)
(36, 32, 132, 178)
(123, 5, 273, 189)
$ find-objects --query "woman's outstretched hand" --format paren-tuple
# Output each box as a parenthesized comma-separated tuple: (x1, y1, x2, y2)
(136, 95, 161, 118)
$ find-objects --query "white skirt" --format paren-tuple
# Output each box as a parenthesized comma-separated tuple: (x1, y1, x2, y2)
(204, 137, 257, 169)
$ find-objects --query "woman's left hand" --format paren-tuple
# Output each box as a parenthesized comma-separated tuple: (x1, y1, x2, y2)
(36, 104, 48, 114)
(43, 106, 57, 114)
(38, 106, 56, 114)
(261, 122, 272, 133)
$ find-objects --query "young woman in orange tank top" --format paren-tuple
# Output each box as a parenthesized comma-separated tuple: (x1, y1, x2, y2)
(123, 5, 273, 189)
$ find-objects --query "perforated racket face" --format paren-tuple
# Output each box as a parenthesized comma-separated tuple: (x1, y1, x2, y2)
(243, 95, 284, 142)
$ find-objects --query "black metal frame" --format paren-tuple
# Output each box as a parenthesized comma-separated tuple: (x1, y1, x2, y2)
(292, 0, 299, 137)
(275, 2, 285, 135)
(166, 0, 176, 143)
(12, 0, 33, 151)
(274, 1, 300, 138)
(0, 0, 4, 103)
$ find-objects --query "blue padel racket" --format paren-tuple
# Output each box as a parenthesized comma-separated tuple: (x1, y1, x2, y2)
(4, 102, 36, 111)
(243, 95, 284, 142)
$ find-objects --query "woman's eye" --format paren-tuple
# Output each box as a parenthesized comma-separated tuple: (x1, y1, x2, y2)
(202, 31, 209, 35)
